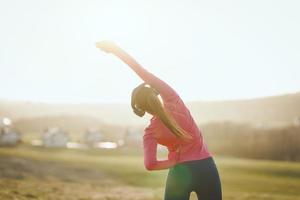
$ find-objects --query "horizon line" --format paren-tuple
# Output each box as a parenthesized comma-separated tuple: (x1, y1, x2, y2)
(1, 91, 299, 105)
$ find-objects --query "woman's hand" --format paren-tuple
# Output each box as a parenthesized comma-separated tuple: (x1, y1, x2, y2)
(95, 41, 120, 54)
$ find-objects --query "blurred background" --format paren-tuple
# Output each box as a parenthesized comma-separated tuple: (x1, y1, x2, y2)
(0, 0, 300, 200)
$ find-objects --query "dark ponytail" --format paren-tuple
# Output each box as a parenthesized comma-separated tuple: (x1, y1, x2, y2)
(131, 84, 191, 140)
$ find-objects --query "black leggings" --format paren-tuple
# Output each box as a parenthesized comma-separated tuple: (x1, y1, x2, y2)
(164, 157, 222, 200)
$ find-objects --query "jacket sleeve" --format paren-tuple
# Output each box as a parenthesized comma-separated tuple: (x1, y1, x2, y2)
(115, 49, 180, 102)
(143, 129, 179, 171)
(134, 67, 179, 102)
(143, 133, 158, 170)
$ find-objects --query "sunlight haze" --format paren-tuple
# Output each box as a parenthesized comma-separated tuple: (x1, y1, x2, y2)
(0, 0, 299, 103)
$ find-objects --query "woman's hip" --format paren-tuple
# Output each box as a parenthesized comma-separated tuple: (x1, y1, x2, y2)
(169, 157, 220, 184)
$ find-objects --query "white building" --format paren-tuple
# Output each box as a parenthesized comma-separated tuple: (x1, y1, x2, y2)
(0, 118, 21, 146)
(83, 129, 102, 147)
(42, 127, 69, 148)
(0, 127, 21, 146)
(123, 127, 143, 147)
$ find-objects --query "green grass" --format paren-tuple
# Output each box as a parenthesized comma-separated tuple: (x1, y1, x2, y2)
(0, 145, 300, 200)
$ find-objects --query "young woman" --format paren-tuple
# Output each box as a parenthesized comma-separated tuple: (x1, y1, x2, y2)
(96, 41, 222, 200)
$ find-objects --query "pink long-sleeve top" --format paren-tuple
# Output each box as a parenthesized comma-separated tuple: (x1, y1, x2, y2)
(133, 67, 212, 171)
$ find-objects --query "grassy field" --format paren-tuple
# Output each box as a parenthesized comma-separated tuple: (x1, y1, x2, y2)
(0, 146, 299, 200)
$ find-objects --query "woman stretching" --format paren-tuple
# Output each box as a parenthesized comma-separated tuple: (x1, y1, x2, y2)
(96, 41, 222, 200)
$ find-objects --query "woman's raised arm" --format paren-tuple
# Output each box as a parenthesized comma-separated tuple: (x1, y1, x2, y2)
(96, 41, 179, 101)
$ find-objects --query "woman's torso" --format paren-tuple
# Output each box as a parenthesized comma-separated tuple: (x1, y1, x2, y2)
(146, 96, 212, 163)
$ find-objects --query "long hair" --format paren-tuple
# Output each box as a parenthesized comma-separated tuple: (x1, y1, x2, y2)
(131, 83, 191, 140)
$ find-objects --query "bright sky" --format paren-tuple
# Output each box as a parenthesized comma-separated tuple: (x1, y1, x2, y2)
(1, 0, 299, 104)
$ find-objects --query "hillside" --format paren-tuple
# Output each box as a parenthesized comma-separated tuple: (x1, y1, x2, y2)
(1, 92, 300, 127)
(188, 92, 300, 125)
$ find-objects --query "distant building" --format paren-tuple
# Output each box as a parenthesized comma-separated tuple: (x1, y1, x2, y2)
(42, 127, 69, 148)
(0, 118, 21, 146)
(123, 127, 142, 147)
(83, 129, 102, 147)
(0, 127, 21, 146)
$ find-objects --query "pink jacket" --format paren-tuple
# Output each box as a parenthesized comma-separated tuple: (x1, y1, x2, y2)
(134, 67, 211, 170)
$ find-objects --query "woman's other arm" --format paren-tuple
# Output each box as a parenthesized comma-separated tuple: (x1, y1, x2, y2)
(143, 133, 178, 171)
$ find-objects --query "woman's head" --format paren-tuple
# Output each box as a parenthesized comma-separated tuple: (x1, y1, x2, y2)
(131, 83, 192, 140)
(131, 83, 160, 117)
